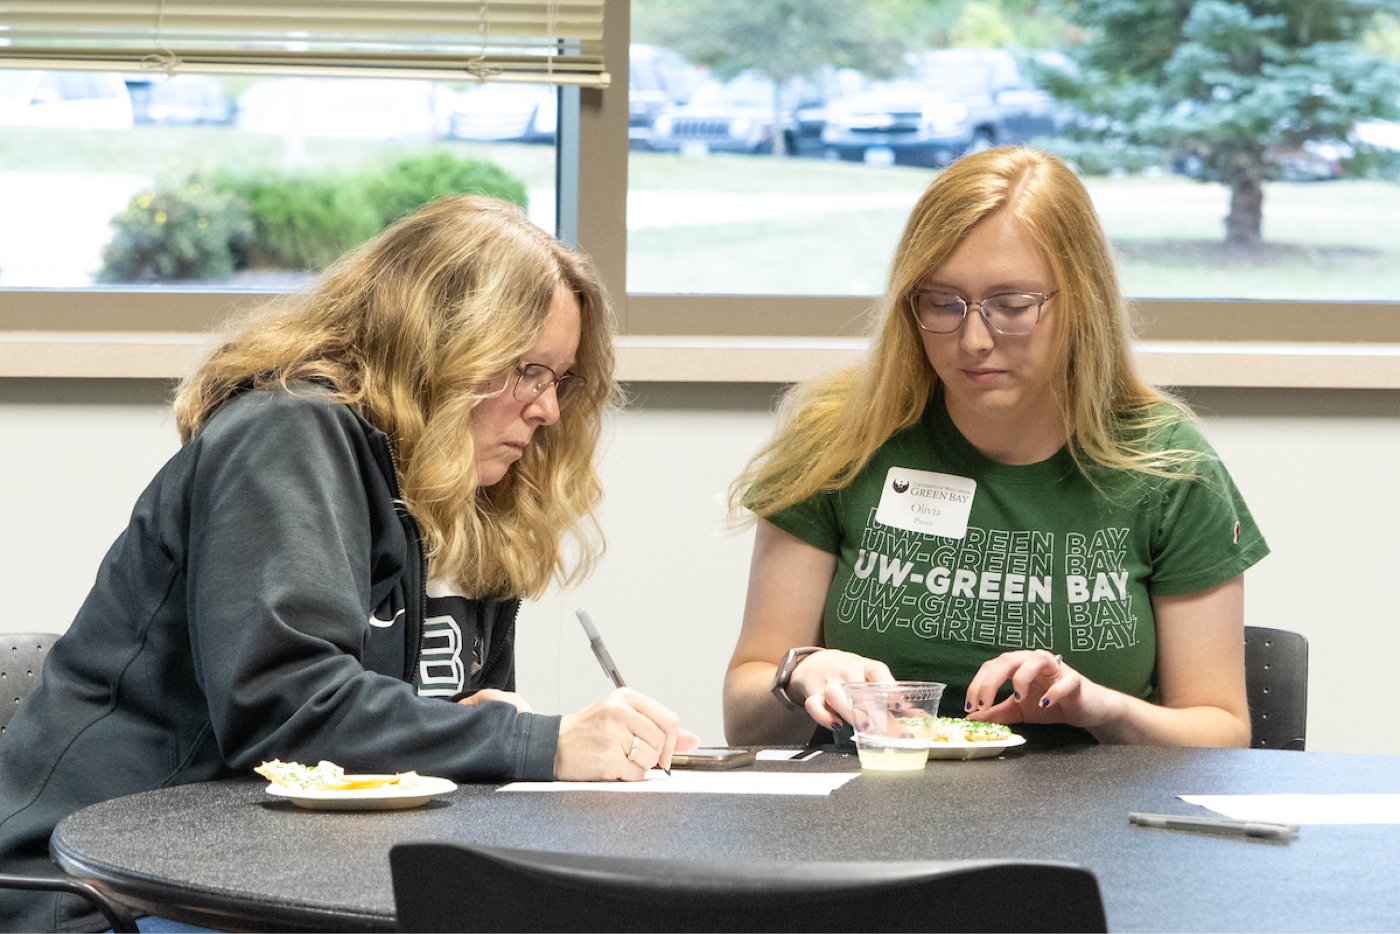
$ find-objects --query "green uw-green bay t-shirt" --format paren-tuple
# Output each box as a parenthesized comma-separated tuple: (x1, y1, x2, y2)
(767, 395, 1269, 708)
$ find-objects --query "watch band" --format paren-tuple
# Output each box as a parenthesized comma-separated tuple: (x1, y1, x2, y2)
(771, 646, 823, 711)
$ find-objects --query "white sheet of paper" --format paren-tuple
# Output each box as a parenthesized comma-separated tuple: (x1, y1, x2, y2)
(499, 771, 856, 796)
(1180, 793, 1400, 825)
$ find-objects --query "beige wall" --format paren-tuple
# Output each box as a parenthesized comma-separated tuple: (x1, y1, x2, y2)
(2, 378, 1395, 755)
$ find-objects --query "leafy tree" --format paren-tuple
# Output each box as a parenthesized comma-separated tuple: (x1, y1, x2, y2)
(1044, 0, 1400, 248)
(858, 0, 1074, 50)
(635, 0, 908, 155)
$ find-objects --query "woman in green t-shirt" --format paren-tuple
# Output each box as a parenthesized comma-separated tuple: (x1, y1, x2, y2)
(724, 148, 1268, 748)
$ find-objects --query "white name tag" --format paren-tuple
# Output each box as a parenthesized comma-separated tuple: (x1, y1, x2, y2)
(874, 467, 976, 539)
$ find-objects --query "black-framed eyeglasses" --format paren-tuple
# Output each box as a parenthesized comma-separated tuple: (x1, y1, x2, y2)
(511, 361, 581, 407)
(908, 290, 1058, 336)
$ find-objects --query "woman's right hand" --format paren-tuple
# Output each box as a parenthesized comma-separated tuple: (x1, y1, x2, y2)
(554, 687, 699, 781)
(724, 520, 869, 745)
(785, 649, 895, 731)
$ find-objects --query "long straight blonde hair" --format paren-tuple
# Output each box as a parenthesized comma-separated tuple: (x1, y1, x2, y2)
(734, 147, 1195, 519)
(175, 195, 618, 598)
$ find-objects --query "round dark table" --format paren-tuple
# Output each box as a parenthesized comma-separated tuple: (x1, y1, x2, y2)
(52, 744, 1400, 932)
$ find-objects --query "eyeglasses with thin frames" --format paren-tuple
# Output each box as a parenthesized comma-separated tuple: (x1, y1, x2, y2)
(510, 360, 580, 407)
(908, 290, 1058, 336)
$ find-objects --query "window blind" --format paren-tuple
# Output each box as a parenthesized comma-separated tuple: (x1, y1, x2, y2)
(0, 0, 609, 87)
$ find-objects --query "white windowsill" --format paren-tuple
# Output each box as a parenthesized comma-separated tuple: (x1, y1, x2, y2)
(1, 331, 1398, 389)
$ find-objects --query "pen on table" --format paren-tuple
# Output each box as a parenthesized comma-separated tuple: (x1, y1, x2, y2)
(575, 609, 670, 775)
(1128, 811, 1298, 841)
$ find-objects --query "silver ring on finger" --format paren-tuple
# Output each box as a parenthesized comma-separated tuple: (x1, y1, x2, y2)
(625, 735, 641, 763)
(1053, 653, 1064, 673)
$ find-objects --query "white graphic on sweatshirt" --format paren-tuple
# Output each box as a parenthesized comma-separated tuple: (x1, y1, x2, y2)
(835, 507, 1138, 652)
(368, 608, 404, 629)
(417, 614, 466, 696)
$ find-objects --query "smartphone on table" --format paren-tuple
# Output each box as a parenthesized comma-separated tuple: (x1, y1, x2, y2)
(669, 747, 757, 770)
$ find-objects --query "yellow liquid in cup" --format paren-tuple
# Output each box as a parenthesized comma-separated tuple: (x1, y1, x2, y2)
(854, 734, 930, 771)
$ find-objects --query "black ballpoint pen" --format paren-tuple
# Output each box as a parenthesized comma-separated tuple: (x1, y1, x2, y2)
(575, 609, 671, 774)
(1129, 811, 1298, 840)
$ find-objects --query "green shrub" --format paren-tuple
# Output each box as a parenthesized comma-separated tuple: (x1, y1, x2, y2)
(98, 175, 252, 283)
(362, 150, 528, 227)
(106, 152, 531, 281)
(217, 170, 382, 270)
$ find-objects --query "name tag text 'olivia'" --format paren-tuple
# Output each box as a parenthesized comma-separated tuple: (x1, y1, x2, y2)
(874, 467, 976, 539)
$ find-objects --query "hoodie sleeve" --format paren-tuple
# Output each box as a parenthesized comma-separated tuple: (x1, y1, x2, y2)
(180, 390, 559, 781)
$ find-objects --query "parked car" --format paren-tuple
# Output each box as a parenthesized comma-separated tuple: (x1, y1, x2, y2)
(628, 44, 703, 148)
(821, 49, 1058, 167)
(1168, 95, 1369, 182)
(444, 45, 703, 147)
(125, 75, 233, 126)
(1172, 140, 1349, 183)
(1268, 141, 1349, 182)
(447, 82, 557, 143)
(0, 70, 133, 129)
(648, 70, 851, 156)
(237, 78, 455, 139)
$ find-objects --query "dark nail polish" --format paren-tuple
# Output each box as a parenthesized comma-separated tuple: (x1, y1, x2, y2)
(1013, 692, 1022, 702)
(1040, 697, 1051, 708)
(964, 700, 972, 712)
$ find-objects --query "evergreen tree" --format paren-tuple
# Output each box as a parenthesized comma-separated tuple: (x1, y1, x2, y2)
(1046, 0, 1400, 247)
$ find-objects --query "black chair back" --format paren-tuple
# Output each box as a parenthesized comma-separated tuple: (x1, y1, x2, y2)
(0, 632, 138, 930)
(1, 631, 59, 736)
(1244, 625, 1309, 750)
(391, 842, 1107, 933)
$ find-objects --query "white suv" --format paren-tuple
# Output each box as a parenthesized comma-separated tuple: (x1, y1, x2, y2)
(0, 70, 134, 129)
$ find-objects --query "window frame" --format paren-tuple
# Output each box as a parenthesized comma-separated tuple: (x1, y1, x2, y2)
(2, 0, 1398, 388)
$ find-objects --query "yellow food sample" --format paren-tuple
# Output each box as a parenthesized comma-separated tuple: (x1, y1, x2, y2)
(255, 759, 419, 791)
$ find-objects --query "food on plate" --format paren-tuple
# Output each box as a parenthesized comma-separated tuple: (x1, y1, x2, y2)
(892, 716, 1015, 743)
(929, 717, 1014, 743)
(255, 759, 421, 791)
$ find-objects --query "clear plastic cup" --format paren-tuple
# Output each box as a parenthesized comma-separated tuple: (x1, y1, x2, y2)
(843, 681, 946, 771)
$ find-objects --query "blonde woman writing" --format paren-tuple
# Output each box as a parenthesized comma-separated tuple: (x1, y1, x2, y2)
(0, 196, 695, 932)
(725, 149, 1267, 751)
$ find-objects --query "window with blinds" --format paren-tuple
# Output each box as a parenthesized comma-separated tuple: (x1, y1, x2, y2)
(0, 1, 609, 86)
(0, 2, 582, 290)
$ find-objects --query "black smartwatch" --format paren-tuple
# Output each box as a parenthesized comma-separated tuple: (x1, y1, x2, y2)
(771, 646, 823, 711)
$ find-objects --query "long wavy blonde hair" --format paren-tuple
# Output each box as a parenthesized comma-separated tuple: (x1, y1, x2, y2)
(175, 195, 618, 599)
(734, 147, 1196, 519)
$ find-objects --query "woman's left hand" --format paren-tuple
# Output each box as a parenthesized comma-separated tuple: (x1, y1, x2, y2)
(458, 689, 535, 713)
(963, 649, 1099, 728)
(963, 578, 1252, 746)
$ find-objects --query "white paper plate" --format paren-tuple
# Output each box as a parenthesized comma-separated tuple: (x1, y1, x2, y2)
(265, 775, 457, 810)
(926, 734, 1027, 761)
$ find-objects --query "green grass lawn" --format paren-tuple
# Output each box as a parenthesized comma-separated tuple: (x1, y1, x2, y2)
(2, 125, 1397, 300)
(624, 152, 1400, 300)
